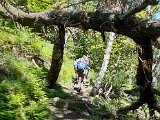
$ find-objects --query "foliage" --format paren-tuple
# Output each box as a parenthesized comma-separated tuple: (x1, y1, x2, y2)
(135, 10, 148, 19)
(104, 37, 137, 88)
(27, 0, 70, 12)
(58, 51, 75, 88)
(0, 53, 49, 120)
(71, 1, 96, 12)
(0, 19, 53, 61)
(7, 0, 27, 6)
(152, 3, 160, 15)
(27, 0, 54, 12)
(0, 19, 50, 120)
(67, 29, 106, 71)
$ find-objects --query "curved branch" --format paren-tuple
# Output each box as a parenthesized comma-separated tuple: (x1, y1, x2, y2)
(0, 1, 160, 42)
(125, 0, 159, 17)
(0, 1, 115, 30)
(0, 0, 50, 26)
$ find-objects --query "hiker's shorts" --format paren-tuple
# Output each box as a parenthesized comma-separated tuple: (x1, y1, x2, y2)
(84, 69, 88, 76)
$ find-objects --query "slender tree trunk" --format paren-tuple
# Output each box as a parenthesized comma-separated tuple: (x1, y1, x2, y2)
(48, 25, 65, 88)
(90, 32, 115, 96)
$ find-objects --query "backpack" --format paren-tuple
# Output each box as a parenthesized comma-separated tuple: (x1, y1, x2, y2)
(77, 60, 86, 71)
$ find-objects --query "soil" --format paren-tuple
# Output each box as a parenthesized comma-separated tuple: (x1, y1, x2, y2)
(48, 80, 94, 120)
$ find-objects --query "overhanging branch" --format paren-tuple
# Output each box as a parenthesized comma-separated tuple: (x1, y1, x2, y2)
(125, 0, 159, 17)
(0, 1, 160, 42)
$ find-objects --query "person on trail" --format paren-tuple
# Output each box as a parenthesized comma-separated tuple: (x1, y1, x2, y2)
(74, 55, 91, 92)
(82, 55, 90, 81)
(74, 55, 90, 79)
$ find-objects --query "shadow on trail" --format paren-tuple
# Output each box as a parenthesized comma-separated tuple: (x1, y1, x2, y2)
(48, 81, 160, 120)
(47, 84, 71, 99)
(48, 83, 113, 120)
(48, 84, 91, 120)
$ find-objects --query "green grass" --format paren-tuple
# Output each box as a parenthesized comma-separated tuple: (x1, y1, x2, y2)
(58, 52, 75, 88)
(0, 52, 49, 120)
(0, 20, 50, 120)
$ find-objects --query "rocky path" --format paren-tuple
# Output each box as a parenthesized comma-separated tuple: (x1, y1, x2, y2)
(48, 81, 95, 120)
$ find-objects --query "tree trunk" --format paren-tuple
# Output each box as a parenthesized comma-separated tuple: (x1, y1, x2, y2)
(136, 38, 157, 117)
(48, 25, 65, 88)
(117, 38, 157, 118)
(90, 32, 115, 96)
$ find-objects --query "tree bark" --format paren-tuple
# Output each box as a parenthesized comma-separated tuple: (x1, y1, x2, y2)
(48, 25, 65, 88)
(90, 32, 115, 96)
(136, 38, 157, 117)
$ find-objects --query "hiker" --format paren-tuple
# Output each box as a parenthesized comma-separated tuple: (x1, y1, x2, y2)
(82, 55, 91, 82)
(74, 55, 90, 79)
(74, 55, 91, 92)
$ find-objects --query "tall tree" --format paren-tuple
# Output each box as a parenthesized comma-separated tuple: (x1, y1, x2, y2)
(0, 0, 160, 117)
(90, 32, 115, 96)
(48, 25, 65, 88)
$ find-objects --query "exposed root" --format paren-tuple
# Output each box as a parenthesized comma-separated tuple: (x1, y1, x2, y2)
(116, 99, 160, 119)
(117, 100, 144, 117)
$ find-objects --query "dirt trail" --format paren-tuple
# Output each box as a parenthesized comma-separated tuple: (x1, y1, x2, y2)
(50, 106, 90, 120)
(48, 80, 160, 120)
(71, 81, 92, 101)
(49, 81, 94, 120)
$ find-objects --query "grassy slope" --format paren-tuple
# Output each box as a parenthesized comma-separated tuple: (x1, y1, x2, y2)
(0, 20, 52, 120)
(58, 52, 75, 88)
(0, 18, 78, 119)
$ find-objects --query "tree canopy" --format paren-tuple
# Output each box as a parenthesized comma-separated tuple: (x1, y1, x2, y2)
(0, 0, 160, 46)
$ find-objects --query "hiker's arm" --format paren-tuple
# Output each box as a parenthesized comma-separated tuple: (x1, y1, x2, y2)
(88, 66, 92, 71)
